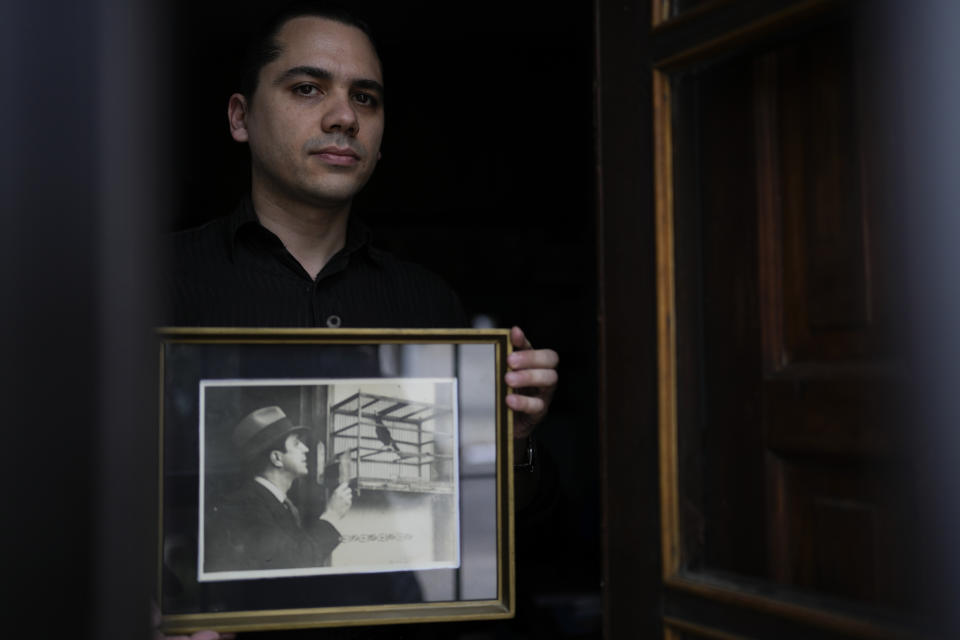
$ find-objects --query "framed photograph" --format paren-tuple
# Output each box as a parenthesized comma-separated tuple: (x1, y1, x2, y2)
(157, 328, 515, 634)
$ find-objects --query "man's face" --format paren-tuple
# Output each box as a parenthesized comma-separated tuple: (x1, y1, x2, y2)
(229, 17, 385, 209)
(278, 433, 310, 477)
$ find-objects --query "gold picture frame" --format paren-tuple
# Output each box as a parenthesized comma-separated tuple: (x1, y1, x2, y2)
(156, 328, 514, 634)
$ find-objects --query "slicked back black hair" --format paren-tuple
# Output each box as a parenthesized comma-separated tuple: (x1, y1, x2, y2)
(238, 1, 380, 100)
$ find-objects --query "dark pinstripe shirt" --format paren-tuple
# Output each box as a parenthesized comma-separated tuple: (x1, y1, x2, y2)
(164, 197, 466, 329)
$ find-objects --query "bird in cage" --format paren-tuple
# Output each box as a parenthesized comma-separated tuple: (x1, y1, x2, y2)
(374, 415, 402, 457)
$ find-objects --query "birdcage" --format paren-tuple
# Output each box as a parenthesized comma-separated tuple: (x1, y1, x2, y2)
(326, 391, 455, 494)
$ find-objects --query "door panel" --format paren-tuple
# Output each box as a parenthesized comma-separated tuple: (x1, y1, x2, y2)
(644, 0, 920, 637)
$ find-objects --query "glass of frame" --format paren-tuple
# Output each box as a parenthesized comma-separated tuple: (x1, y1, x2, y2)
(156, 328, 515, 634)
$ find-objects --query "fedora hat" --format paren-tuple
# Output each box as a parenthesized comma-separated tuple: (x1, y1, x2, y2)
(232, 406, 309, 458)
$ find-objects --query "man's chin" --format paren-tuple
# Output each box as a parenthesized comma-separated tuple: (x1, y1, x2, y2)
(255, 167, 373, 209)
(300, 174, 374, 204)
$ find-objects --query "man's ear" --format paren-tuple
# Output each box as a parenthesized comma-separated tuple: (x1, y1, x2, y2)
(269, 449, 283, 468)
(228, 93, 250, 142)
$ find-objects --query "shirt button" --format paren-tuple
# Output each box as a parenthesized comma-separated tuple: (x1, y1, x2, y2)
(326, 315, 342, 328)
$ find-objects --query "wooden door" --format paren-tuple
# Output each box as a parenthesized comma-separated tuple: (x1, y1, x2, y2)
(598, 0, 940, 637)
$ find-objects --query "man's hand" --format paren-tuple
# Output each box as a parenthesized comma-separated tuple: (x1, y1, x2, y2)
(504, 326, 558, 440)
(321, 482, 353, 523)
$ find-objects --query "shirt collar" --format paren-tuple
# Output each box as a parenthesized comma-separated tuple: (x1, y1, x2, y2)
(254, 476, 287, 504)
(225, 195, 384, 266)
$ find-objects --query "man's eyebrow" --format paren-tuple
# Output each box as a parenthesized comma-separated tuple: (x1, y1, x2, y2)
(352, 78, 385, 96)
(276, 65, 384, 95)
(275, 65, 331, 85)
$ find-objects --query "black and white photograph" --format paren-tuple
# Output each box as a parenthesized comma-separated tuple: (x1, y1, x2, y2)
(157, 328, 512, 629)
(198, 377, 459, 582)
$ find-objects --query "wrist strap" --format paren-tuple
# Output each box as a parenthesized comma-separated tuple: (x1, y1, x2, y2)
(514, 435, 536, 472)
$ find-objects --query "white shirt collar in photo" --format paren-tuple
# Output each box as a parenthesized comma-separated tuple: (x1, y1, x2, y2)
(254, 476, 287, 504)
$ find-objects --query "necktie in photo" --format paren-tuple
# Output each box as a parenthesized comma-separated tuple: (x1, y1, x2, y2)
(283, 498, 302, 528)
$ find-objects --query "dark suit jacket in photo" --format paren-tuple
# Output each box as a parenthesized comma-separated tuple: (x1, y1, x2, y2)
(205, 480, 342, 572)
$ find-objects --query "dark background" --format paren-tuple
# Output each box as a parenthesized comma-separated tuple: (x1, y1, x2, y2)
(169, 1, 600, 637)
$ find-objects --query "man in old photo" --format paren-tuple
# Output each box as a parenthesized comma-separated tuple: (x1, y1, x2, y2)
(205, 406, 353, 572)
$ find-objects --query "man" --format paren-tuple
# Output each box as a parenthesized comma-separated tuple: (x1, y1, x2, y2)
(168, 5, 557, 438)
(205, 406, 352, 572)
(164, 3, 558, 638)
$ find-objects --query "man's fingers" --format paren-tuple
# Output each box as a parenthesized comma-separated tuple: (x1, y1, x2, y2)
(510, 326, 533, 350)
(507, 348, 559, 371)
(335, 484, 352, 502)
(505, 327, 557, 433)
(334, 483, 353, 509)
(506, 393, 546, 415)
(505, 368, 558, 389)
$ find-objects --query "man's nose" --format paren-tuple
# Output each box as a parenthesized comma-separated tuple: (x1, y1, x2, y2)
(321, 91, 359, 136)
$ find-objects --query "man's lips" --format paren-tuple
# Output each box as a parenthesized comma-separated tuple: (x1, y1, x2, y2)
(310, 147, 360, 166)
